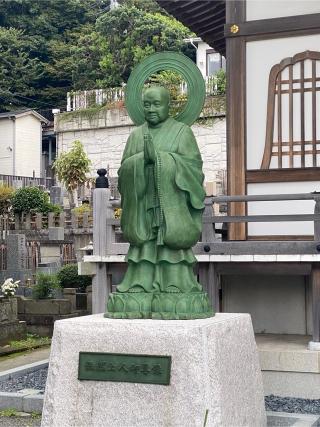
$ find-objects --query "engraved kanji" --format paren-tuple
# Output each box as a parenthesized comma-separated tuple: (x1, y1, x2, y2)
(151, 364, 162, 375)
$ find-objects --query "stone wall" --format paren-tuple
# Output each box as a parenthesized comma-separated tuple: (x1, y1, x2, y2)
(55, 107, 226, 187)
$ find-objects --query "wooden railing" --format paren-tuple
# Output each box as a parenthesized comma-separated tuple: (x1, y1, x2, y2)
(103, 192, 320, 256)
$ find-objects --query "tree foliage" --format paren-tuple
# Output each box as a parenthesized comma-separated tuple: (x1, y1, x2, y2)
(11, 187, 61, 215)
(0, 184, 14, 215)
(96, 6, 193, 86)
(0, 0, 194, 111)
(0, 27, 41, 110)
(53, 140, 91, 192)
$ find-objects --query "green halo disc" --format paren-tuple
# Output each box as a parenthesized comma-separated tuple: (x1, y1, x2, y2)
(125, 51, 206, 126)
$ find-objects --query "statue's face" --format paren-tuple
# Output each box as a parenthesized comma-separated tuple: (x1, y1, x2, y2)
(143, 87, 169, 126)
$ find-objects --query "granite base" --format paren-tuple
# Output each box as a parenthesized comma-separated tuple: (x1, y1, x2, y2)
(42, 313, 266, 427)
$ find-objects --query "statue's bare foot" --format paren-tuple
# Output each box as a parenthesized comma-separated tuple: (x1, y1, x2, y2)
(166, 286, 181, 293)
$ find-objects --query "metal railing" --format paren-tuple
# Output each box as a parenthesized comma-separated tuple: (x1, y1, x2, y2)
(67, 77, 225, 112)
(0, 174, 54, 190)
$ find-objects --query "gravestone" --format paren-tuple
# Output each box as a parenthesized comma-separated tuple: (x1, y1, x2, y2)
(2, 235, 32, 285)
(0, 297, 26, 345)
(50, 186, 64, 206)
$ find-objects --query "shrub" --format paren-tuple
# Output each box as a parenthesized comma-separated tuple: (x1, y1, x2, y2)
(43, 203, 62, 215)
(72, 204, 92, 215)
(11, 187, 61, 215)
(0, 184, 14, 215)
(57, 263, 91, 291)
(32, 273, 61, 299)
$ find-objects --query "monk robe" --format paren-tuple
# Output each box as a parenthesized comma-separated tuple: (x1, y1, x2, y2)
(117, 117, 205, 293)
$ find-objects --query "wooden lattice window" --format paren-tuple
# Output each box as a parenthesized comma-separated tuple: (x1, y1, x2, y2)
(261, 50, 320, 170)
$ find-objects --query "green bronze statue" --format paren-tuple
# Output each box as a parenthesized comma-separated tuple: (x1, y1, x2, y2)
(105, 52, 213, 319)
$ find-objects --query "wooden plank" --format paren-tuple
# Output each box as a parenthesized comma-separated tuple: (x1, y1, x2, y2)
(314, 196, 320, 241)
(225, 13, 320, 38)
(226, 0, 246, 240)
(213, 192, 316, 202)
(312, 263, 320, 342)
(275, 86, 320, 95)
(301, 61, 306, 167)
(272, 140, 320, 147)
(277, 77, 320, 85)
(193, 241, 319, 255)
(206, 214, 320, 223)
(261, 64, 279, 169)
(246, 168, 320, 183)
(247, 235, 313, 241)
(277, 73, 282, 168)
(271, 149, 320, 156)
(216, 262, 311, 275)
(289, 64, 293, 168)
(312, 59, 317, 167)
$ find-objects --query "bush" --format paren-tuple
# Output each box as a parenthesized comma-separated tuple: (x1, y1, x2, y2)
(11, 187, 61, 215)
(32, 273, 61, 299)
(71, 204, 92, 215)
(57, 263, 91, 291)
(0, 184, 14, 215)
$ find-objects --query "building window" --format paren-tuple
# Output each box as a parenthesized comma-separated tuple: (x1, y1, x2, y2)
(206, 49, 225, 76)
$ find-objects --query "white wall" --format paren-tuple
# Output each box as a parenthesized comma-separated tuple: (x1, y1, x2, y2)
(0, 118, 14, 175)
(246, 0, 320, 21)
(246, 34, 320, 170)
(246, 34, 320, 236)
(196, 41, 212, 78)
(56, 110, 226, 184)
(15, 115, 42, 177)
(247, 182, 319, 236)
(223, 274, 308, 334)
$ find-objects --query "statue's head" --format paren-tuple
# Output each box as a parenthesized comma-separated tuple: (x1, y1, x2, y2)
(142, 86, 170, 126)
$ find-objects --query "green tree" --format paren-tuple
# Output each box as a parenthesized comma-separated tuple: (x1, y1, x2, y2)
(53, 140, 91, 207)
(0, 27, 41, 110)
(95, 5, 193, 86)
(0, 0, 110, 109)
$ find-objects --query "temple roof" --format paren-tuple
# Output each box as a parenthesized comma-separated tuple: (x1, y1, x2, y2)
(156, 0, 226, 56)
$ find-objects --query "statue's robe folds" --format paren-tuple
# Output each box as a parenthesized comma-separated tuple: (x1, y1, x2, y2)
(117, 117, 205, 293)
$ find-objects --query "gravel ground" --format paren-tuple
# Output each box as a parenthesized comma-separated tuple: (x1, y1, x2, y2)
(0, 369, 47, 393)
(266, 395, 320, 414)
(1, 370, 320, 416)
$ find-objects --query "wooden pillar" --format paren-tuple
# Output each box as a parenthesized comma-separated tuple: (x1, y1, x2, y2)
(92, 188, 110, 314)
(226, 0, 247, 240)
(312, 263, 320, 342)
(199, 262, 220, 313)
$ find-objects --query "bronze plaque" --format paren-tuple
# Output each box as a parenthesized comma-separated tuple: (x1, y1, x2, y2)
(78, 352, 171, 385)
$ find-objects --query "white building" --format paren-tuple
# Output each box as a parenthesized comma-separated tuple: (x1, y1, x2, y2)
(185, 37, 226, 78)
(0, 110, 48, 177)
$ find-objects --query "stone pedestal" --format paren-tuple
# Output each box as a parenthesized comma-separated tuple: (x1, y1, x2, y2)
(42, 314, 266, 427)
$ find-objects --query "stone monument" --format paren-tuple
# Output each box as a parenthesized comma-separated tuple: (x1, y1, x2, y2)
(42, 53, 266, 427)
